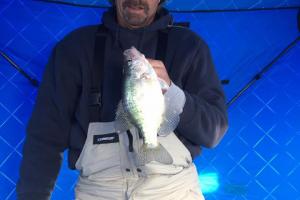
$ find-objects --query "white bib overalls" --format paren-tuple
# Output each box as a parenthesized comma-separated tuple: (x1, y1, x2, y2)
(75, 121, 205, 200)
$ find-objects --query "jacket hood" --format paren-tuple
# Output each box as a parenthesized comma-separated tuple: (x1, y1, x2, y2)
(101, 7, 173, 51)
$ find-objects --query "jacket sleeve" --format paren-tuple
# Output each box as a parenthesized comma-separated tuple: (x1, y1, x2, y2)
(176, 41, 228, 148)
(16, 40, 81, 199)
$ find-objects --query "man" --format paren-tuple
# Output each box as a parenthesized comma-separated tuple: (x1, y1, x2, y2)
(17, 0, 228, 199)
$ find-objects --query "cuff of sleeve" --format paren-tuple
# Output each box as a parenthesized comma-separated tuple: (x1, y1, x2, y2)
(177, 92, 196, 127)
(164, 82, 186, 115)
(158, 82, 186, 136)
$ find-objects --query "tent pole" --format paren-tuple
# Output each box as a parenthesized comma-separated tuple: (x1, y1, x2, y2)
(227, 36, 300, 107)
(0, 51, 39, 87)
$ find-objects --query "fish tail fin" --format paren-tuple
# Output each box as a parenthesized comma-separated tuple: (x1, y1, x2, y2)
(135, 144, 173, 166)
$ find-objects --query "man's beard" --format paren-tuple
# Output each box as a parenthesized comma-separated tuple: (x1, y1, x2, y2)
(122, 0, 150, 26)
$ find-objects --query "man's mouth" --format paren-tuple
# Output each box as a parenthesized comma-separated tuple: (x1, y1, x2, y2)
(126, 5, 144, 12)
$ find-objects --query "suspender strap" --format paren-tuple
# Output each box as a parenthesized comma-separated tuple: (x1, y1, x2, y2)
(89, 24, 108, 122)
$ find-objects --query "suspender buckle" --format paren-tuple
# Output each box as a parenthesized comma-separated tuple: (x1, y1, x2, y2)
(88, 89, 101, 107)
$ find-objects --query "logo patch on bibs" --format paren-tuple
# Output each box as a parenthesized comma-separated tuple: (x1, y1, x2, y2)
(93, 133, 119, 144)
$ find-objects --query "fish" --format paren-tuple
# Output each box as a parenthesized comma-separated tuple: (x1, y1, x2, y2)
(121, 46, 165, 149)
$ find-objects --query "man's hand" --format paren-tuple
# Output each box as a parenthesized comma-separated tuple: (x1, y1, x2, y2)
(147, 58, 171, 87)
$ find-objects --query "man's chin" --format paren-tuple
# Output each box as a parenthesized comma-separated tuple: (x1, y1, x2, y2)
(124, 17, 148, 28)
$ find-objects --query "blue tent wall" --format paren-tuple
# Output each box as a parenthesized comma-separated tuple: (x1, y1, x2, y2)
(0, 0, 299, 199)
(26, 0, 300, 10)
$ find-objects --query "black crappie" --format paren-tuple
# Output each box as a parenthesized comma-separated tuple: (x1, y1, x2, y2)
(122, 47, 165, 149)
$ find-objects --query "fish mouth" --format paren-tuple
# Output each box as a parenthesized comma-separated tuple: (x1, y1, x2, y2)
(124, 47, 141, 61)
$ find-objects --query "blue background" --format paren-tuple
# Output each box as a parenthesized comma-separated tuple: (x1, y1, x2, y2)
(0, 0, 299, 199)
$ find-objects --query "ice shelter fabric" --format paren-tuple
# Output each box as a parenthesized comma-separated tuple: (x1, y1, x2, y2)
(0, 0, 299, 199)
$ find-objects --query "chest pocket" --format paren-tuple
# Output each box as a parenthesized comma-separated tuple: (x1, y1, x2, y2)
(75, 122, 123, 179)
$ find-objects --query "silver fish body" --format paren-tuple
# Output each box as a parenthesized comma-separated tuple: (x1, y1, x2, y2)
(122, 47, 165, 149)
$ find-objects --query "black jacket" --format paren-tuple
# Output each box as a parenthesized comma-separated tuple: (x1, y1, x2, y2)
(17, 7, 228, 200)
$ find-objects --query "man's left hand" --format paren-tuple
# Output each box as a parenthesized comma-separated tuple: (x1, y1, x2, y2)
(147, 58, 171, 87)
